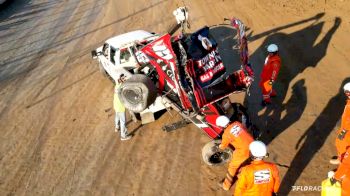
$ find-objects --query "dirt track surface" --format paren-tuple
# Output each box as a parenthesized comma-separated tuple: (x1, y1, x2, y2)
(1, 0, 350, 195)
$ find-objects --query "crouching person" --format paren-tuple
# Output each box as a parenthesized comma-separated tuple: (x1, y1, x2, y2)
(216, 116, 254, 191)
(234, 141, 280, 196)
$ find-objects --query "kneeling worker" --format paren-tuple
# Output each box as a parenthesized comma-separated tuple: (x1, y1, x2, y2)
(216, 115, 254, 191)
(234, 141, 280, 196)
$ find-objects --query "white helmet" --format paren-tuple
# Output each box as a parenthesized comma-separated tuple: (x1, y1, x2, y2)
(216, 115, 230, 127)
(267, 44, 278, 53)
(344, 82, 350, 92)
(249, 141, 267, 158)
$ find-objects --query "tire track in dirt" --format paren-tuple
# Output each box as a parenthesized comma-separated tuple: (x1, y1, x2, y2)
(0, 0, 105, 194)
(0, 0, 77, 118)
(0, 1, 102, 83)
(16, 1, 107, 194)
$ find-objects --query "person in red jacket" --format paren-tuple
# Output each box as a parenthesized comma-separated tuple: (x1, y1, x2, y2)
(216, 115, 254, 191)
(234, 141, 280, 196)
(259, 44, 281, 105)
(331, 82, 350, 165)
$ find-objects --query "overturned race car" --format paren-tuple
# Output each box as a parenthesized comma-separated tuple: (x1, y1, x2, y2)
(91, 8, 254, 166)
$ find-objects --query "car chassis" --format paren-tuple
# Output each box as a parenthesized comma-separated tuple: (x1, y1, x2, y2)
(92, 8, 254, 165)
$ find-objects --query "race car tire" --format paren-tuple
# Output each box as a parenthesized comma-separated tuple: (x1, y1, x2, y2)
(118, 74, 157, 113)
(201, 140, 232, 166)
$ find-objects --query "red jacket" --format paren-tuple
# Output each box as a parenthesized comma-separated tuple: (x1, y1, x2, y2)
(260, 54, 281, 85)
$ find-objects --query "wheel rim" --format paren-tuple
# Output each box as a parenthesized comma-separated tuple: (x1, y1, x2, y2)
(208, 151, 231, 165)
(123, 88, 142, 105)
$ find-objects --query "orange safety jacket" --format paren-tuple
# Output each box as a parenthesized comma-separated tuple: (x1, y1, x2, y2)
(336, 100, 350, 160)
(259, 54, 281, 86)
(219, 121, 253, 151)
(334, 147, 350, 195)
(341, 100, 350, 132)
(234, 160, 280, 196)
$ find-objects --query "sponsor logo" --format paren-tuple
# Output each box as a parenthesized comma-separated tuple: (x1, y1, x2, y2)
(254, 169, 271, 184)
(230, 125, 242, 137)
(197, 49, 225, 83)
(152, 42, 174, 60)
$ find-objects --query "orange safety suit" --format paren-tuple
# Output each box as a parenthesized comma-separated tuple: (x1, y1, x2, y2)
(335, 100, 350, 160)
(234, 160, 280, 196)
(219, 121, 254, 190)
(259, 54, 281, 102)
(334, 147, 350, 196)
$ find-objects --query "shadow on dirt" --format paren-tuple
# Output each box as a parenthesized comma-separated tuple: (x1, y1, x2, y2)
(0, 0, 100, 77)
(127, 109, 174, 136)
(279, 77, 350, 195)
(247, 13, 341, 139)
(0, 0, 51, 29)
(240, 13, 341, 194)
(0, 0, 100, 47)
(0, 0, 14, 11)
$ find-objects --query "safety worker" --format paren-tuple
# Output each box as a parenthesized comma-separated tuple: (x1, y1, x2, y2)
(216, 115, 254, 191)
(331, 82, 350, 165)
(259, 44, 281, 105)
(114, 74, 132, 141)
(329, 146, 350, 195)
(234, 141, 280, 196)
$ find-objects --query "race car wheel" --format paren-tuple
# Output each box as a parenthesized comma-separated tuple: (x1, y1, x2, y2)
(201, 140, 232, 166)
(118, 74, 157, 113)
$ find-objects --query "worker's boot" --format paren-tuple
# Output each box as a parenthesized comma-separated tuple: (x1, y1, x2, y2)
(121, 134, 132, 141)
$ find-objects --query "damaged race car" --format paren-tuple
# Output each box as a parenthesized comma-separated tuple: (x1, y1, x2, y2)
(91, 8, 254, 166)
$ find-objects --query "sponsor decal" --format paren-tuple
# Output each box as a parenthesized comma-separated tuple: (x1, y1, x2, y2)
(254, 169, 270, 184)
(197, 49, 225, 83)
(230, 125, 242, 137)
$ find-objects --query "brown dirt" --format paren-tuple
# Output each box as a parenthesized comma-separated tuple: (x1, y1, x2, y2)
(1, 0, 350, 195)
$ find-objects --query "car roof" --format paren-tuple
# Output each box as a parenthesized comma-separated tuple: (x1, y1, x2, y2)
(106, 30, 154, 49)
